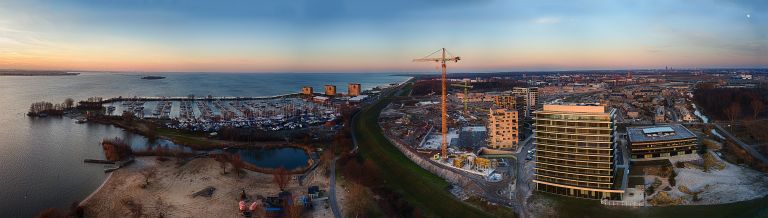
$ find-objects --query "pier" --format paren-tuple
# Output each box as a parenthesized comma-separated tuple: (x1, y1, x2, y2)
(83, 159, 115, 164)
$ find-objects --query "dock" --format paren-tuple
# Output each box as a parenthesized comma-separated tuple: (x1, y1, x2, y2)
(84, 159, 115, 164)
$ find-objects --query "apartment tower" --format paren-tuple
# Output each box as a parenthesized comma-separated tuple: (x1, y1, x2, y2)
(324, 85, 337, 96)
(301, 86, 313, 95)
(488, 108, 519, 150)
(348, 83, 361, 97)
(533, 104, 623, 199)
(512, 87, 539, 118)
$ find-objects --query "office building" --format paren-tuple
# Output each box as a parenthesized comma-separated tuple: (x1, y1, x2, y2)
(627, 125, 698, 160)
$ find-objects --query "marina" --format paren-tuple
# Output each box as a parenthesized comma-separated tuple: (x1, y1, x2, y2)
(0, 72, 408, 217)
(104, 96, 342, 132)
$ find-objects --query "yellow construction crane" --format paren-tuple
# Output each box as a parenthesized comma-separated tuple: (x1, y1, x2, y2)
(450, 80, 473, 114)
(413, 48, 460, 160)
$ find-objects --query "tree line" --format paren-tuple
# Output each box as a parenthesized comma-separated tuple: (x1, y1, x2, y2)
(27, 98, 74, 116)
(694, 88, 766, 121)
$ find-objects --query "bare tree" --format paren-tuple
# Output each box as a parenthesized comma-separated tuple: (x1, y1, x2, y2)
(214, 154, 230, 174)
(283, 196, 303, 218)
(34, 208, 63, 218)
(320, 150, 334, 176)
(63, 98, 74, 109)
(230, 153, 245, 178)
(122, 111, 135, 122)
(751, 99, 764, 120)
(724, 102, 741, 123)
(272, 167, 290, 191)
(68, 201, 85, 218)
(345, 182, 373, 217)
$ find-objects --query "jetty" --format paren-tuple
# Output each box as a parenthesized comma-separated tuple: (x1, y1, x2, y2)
(85, 158, 135, 173)
(83, 159, 115, 164)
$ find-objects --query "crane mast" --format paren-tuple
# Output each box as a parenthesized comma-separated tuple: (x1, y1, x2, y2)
(413, 48, 460, 160)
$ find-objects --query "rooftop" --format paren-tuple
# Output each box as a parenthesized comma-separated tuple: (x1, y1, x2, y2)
(627, 124, 696, 143)
(542, 103, 607, 113)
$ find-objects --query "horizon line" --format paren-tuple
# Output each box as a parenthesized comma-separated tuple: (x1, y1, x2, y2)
(3, 67, 768, 75)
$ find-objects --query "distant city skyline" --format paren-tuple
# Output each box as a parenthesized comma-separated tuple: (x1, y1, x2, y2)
(0, 0, 765, 72)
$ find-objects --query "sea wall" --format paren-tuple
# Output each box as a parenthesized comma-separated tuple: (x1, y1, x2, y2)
(381, 132, 475, 186)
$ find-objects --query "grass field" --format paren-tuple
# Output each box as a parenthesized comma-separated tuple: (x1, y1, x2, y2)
(351, 83, 500, 217)
(533, 192, 768, 218)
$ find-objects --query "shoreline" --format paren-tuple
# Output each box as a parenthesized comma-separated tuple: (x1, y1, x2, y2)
(74, 76, 410, 213)
(78, 157, 334, 217)
(79, 172, 113, 207)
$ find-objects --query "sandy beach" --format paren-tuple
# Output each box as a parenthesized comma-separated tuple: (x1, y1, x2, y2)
(81, 157, 333, 218)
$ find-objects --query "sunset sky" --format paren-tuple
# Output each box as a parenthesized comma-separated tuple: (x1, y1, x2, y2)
(0, 0, 765, 73)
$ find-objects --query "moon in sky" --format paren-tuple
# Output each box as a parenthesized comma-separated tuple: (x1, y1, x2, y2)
(746, 14, 751, 19)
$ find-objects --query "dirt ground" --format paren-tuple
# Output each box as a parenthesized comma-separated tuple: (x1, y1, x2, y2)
(656, 152, 768, 205)
(81, 157, 332, 218)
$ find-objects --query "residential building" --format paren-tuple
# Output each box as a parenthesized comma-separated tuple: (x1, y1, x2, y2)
(512, 87, 539, 118)
(533, 104, 624, 200)
(679, 108, 696, 122)
(348, 83, 361, 97)
(493, 94, 523, 111)
(301, 86, 313, 95)
(655, 106, 666, 123)
(627, 125, 698, 159)
(488, 108, 519, 150)
(324, 85, 337, 96)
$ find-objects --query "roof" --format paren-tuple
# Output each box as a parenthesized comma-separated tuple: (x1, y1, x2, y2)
(462, 126, 487, 132)
(349, 95, 368, 101)
(642, 127, 674, 134)
(458, 127, 487, 148)
(627, 124, 696, 143)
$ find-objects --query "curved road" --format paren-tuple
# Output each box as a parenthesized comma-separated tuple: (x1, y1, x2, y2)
(329, 156, 341, 218)
(329, 93, 374, 218)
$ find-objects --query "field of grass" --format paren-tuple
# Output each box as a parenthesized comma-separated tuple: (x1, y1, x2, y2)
(533, 192, 768, 218)
(352, 83, 499, 217)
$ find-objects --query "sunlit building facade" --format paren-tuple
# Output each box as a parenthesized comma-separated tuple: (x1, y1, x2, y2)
(348, 83, 361, 97)
(533, 104, 624, 200)
(324, 85, 337, 96)
(302, 86, 313, 95)
(488, 108, 519, 150)
(512, 87, 539, 118)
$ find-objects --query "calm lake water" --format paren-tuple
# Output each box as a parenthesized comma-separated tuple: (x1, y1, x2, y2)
(0, 72, 409, 217)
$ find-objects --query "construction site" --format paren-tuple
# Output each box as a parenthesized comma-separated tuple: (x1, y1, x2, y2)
(374, 49, 539, 210)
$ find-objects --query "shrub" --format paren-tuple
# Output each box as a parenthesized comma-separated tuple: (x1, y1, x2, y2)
(675, 162, 686, 168)
(669, 170, 677, 187)
(645, 185, 656, 196)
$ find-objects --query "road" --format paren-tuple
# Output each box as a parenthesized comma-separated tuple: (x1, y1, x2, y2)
(514, 134, 536, 218)
(329, 156, 341, 218)
(713, 123, 768, 165)
(328, 83, 400, 218)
